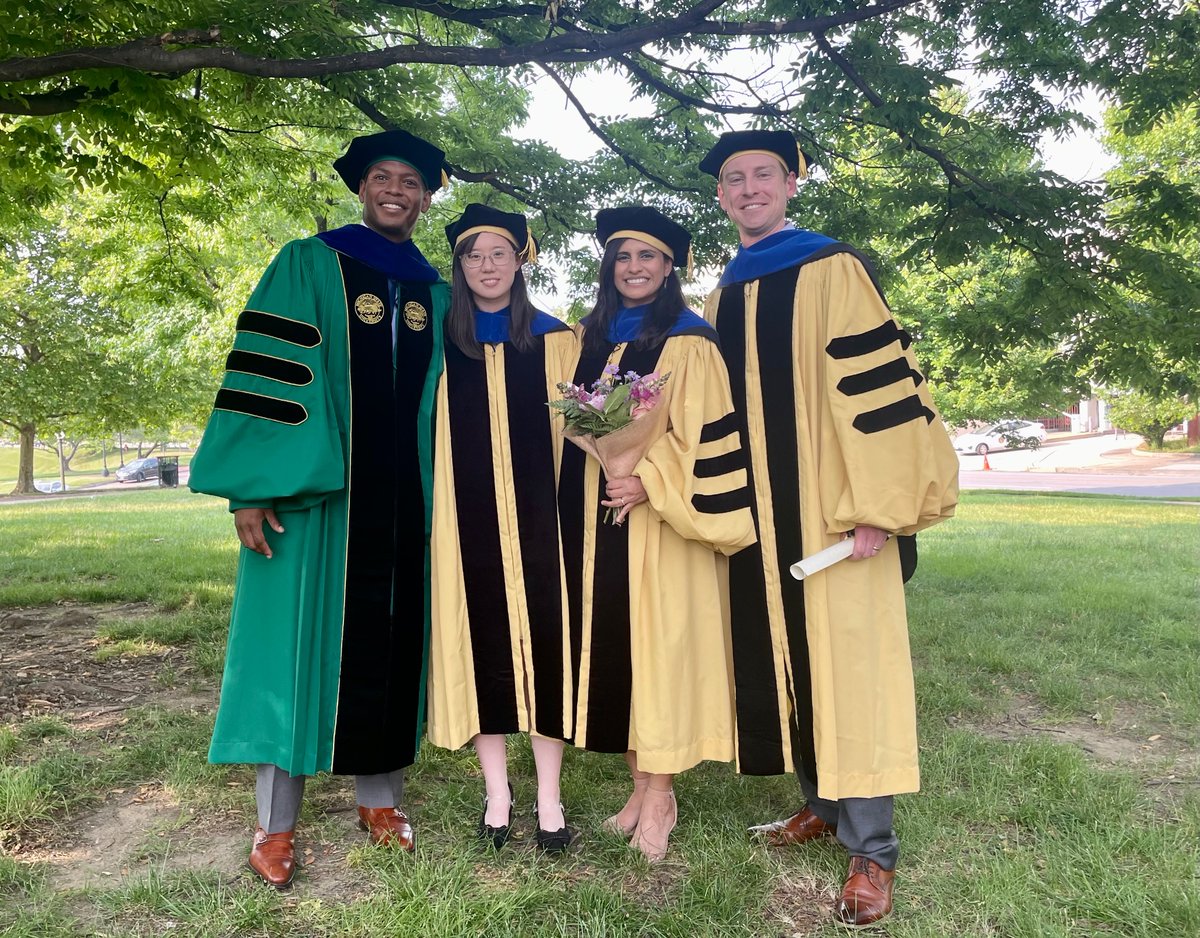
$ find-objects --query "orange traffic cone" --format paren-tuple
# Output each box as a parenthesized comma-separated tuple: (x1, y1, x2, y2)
(981, 453, 991, 470)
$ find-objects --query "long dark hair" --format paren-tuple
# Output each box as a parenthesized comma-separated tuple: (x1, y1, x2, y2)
(582, 239, 687, 355)
(447, 232, 538, 360)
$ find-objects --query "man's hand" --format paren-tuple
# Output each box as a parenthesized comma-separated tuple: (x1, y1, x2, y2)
(234, 508, 285, 558)
(846, 523, 888, 561)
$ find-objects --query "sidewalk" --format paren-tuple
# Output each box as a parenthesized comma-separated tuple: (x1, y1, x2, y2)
(1026, 432, 1198, 473)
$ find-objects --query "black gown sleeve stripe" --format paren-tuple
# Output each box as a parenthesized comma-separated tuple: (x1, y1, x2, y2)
(213, 388, 308, 425)
(236, 309, 322, 348)
(692, 487, 753, 514)
(694, 449, 745, 479)
(225, 350, 314, 386)
(836, 357, 924, 396)
(825, 321, 911, 359)
(699, 412, 739, 443)
(852, 395, 934, 434)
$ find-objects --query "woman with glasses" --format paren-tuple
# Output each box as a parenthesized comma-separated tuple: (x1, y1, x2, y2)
(559, 206, 756, 861)
(426, 203, 578, 852)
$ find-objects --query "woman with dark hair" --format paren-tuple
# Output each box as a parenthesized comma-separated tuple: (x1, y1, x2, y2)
(559, 206, 756, 861)
(427, 204, 578, 852)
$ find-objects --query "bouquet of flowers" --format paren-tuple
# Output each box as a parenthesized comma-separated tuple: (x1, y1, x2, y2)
(549, 364, 671, 524)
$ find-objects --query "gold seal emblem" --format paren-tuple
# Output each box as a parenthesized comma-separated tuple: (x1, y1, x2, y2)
(403, 301, 428, 332)
(354, 293, 385, 324)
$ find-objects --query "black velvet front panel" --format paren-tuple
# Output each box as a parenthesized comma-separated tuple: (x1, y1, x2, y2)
(572, 342, 663, 754)
(505, 341, 568, 740)
(754, 269, 818, 786)
(445, 341, 519, 734)
(716, 284, 787, 777)
(330, 258, 429, 775)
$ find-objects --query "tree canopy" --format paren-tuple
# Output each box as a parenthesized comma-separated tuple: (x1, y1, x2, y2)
(2, 0, 1198, 440)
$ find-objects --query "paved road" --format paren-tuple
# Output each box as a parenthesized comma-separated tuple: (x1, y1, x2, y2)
(9, 434, 1200, 502)
(959, 468, 1200, 498)
(956, 432, 1200, 498)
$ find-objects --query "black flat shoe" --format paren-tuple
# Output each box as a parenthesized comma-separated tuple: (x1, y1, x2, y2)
(534, 802, 574, 854)
(477, 783, 513, 849)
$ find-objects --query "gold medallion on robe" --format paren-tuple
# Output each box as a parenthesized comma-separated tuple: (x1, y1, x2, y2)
(403, 301, 428, 332)
(354, 294, 385, 324)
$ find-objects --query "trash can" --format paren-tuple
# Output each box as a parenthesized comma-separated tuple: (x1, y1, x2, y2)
(159, 455, 180, 488)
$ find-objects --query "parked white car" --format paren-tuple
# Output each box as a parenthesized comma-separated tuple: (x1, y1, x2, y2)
(954, 420, 1048, 455)
(33, 479, 67, 493)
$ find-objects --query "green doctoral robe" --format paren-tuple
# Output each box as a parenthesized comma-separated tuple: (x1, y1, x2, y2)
(190, 227, 448, 776)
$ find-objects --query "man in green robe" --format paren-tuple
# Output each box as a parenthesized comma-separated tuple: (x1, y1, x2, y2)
(189, 129, 450, 887)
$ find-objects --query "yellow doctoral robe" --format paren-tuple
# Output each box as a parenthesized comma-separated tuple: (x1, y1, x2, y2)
(706, 247, 959, 800)
(427, 318, 578, 749)
(560, 311, 757, 774)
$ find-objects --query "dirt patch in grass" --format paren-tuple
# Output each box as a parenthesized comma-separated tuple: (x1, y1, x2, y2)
(762, 868, 836, 936)
(0, 604, 215, 727)
(25, 782, 372, 902)
(965, 697, 1199, 782)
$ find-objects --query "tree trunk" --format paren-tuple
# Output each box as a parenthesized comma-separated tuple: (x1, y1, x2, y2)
(12, 423, 37, 495)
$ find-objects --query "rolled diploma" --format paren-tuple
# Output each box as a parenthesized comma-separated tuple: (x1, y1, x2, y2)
(789, 537, 855, 580)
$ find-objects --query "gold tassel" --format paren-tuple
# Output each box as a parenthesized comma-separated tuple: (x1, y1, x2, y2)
(525, 231, 538, 265)
(440, 167, 450, 188)
(686, 243, 695, 281)
(796, 142, 808, 180)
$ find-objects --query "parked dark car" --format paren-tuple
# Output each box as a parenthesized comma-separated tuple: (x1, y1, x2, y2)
(115, 456, 160, 482)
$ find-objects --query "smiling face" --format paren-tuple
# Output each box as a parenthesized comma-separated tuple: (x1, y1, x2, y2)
(716, 153, 797, 246)
(460, 231, 517, 311)
(357, 160, 432, 243)
(612, 238, 672, 307)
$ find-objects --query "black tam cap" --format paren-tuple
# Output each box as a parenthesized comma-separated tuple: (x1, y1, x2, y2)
(698, 130, 815, 180)
(445, 203, 538, 263)
(595, 206, 692, 266)
(332, 129, 448, 193)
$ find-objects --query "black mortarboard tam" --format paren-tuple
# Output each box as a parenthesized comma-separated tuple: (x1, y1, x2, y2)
(444, 203, 538, 263)
(332, 128, 449, 193)
(595, 206, 694, 279)
(698, 130, 816, 180)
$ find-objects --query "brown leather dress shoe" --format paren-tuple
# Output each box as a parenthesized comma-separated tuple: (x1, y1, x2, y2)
(749, 805, 837, 847)
(248, 826, 296, 888)
(357, 806, 415, 851)
(835, 856, 895, 928)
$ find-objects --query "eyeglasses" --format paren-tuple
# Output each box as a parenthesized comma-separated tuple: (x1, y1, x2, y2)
(462, 249, 516, 269)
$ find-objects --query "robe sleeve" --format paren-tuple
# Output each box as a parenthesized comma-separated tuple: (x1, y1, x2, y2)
(815, 253, 959, 535)
(188, 239, 346, 511)
(634, 336, 757, 555)
(543, 328, 581, 485)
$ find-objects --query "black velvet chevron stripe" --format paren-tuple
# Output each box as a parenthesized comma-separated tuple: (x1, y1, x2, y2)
(694, 449, 744, 479)
(692, 487, 752, 514)
(225, 350, 313, 386)
(236, 310, 321, 347)
(699, 412, 739, 443)
(212, 388, 306, 425)
(674, 324, 722, 348)
(852, 394, 935, 434)
(836, 357, 924, 396)
(825, 320, 911, 360)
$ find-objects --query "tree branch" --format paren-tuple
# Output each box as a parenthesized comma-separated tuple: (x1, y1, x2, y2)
(0, 2, 918, 82)
(812, 30, 1026, 225)
(538, 63, 702, 194)
(0, 82, 119, 115)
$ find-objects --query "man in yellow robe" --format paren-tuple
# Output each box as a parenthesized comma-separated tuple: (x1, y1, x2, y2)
(700, 130, 959, 928)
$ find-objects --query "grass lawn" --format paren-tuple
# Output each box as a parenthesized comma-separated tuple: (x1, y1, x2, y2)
(0, 489, 1197, 937)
